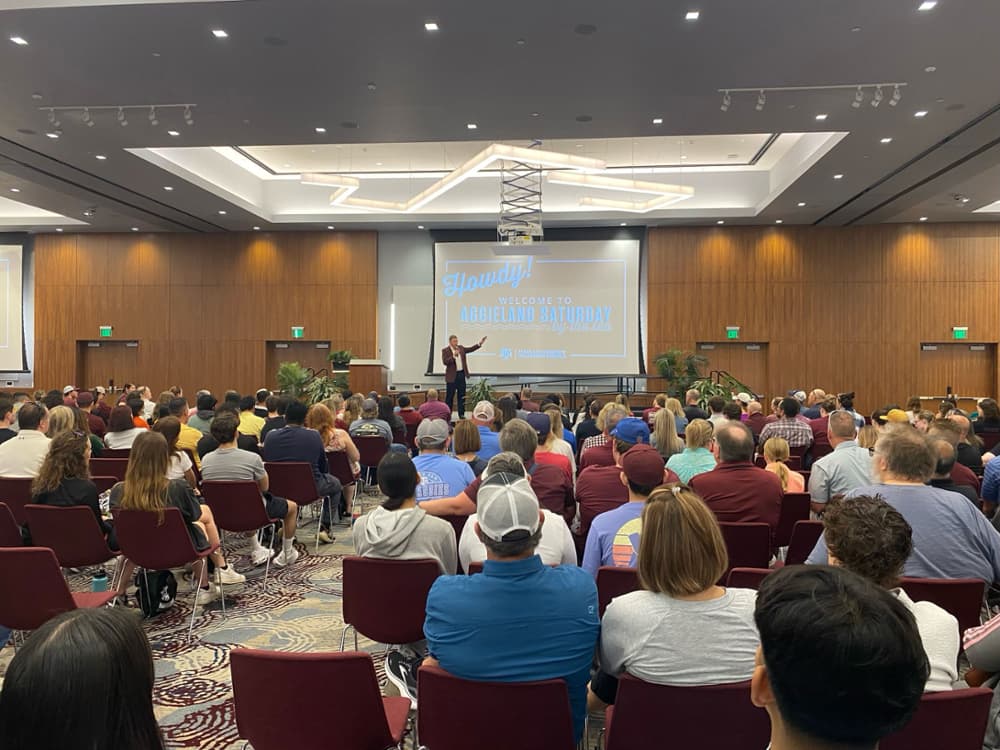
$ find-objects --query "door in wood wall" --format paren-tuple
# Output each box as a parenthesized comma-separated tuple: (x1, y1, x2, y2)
(265, 341, 333, 391)
(917, 344, 997, 400)
(75, 341, 140, 392)
(696, 342, 770, 399)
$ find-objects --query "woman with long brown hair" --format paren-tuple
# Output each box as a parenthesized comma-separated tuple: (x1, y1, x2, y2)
(306, 402, 360, 515)
(151, 416, 196, 487)
(110, 431, 244, 604)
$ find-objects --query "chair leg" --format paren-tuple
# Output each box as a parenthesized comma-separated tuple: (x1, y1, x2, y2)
(339, 623, 353, 651)
(217, 563, 226, 618)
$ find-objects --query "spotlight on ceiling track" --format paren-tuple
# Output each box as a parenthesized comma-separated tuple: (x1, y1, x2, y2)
(720, 90, 731, 112)
(184, 105, 194, 126)
(117, 107, 128, 127)
(852, 86, 864, 108)
(82, 108, 93, 127)
(755, 90, 766, 112)
(871, 85, 883, 108)
(148, 106, 158, 126)
(889, 84, 902, 106)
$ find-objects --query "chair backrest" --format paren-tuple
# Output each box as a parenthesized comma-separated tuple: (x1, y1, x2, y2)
(183, 449, 203, 485)
(981, 432, 1000, 453)
(231, 649, 398, 750)
(0, 502, 22, 546)
(775, 492, 811, 548)
(597, 566, 641, 617)
(112, 507, 204, 570)
(201, 481, 273, 533)
(0, 547, 77, 630)
(719, 522, 771, 577)
(355, 435, 389, 467)
(900, 577, 986, 635)
(341, 556, 440, 645)
(325, 450, 357, 487)
(726, 567, 773, 590)
(263, 461, 321, 505)
(0, 476, 35, 524)
(418, 665, 576, 750)
(784, 520, 824, 565)
(24, 504, 115, 567)
(91, 475, 119, 494)
(405, 422, 419, 452)
(605, 676, 770, 750)
(88, 457, 128, 482)
(100, 448, 132, 459)
(880, 687, 992, 750)
(392, 425, 406, 445)
(785, 455, 803, 471)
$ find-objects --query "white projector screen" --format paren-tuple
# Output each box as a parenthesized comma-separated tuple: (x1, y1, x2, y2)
(431, 240, 642, 376)
(0, 245, 24, 372)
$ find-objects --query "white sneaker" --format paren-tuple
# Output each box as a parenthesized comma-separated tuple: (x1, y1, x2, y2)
(195, 584, 219, 605)
(251, 547, 276, 566)
(217, 566, 246, 585)
(273, 547, 300, 568)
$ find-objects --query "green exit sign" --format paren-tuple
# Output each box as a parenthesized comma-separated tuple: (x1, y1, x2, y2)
(99, 325, 113, 338)
(291, 326, 304, 339)
(726, 326, 740, 340)
(953, 327, 969, 340)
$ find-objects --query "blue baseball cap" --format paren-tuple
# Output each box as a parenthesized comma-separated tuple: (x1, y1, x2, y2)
(610, 417, 650, 445)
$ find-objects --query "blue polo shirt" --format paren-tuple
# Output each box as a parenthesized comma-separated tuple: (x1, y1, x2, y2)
(581, 501, 644, 577)
(424, 555, 600, 741)
(477, 424, 502, 461)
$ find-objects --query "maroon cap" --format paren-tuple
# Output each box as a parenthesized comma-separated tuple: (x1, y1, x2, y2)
(76, 392, 94, 407)
(621, 444, 666, 487)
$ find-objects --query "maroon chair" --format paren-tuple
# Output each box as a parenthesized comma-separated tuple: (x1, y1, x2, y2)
(24, 504, 117, 570)
(0, 476, 34, 524)
(88, 458, 128, 482)
(355, 436, 389, 490)
(0, 502, 22, 546)
(405, 422, 419, 454)
(880, 687, 992, 750)
(900, 577, 985, 635)
(418, 664, 576, 750)
(785, 455, 803, 471)
(91, 475, 119, 494)
(183, 449, 203, 486)
(0, 547, 116, 632)
(112, 507, 222, 639)
(340, 556, 440, 650)
(597, 566, 641, 617)
(726, 567, 773, 589)
(782, 520, 824, 566)
(775, 492, 811, 549)
(264, 461, 326, 550)
(719, 522, 771, 580)
(325, 450, 357, 492)
(201, 481, 283, 590)
(980, 433, 1000, 453)
(230, 648, 410, 750)
(100, 448, 131, 459)
(604, 676, 769, 750)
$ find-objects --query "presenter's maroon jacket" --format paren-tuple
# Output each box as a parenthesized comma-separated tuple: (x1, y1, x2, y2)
(441, 343, 481, 383)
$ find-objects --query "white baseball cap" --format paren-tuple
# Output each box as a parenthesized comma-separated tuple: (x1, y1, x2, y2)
(476, 473, 540, 543)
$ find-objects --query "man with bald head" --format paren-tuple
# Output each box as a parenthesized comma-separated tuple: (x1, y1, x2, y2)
(745, 401, 767, 440)
(949, 413, 984, 472)
(801, 389, 827, 420)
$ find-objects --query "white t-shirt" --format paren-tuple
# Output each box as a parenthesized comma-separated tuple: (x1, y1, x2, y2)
(0, 430, 51, 477)
(166, 450, 193, 481)
(458, 508, 577, 570)
(893, 588, 960, 692)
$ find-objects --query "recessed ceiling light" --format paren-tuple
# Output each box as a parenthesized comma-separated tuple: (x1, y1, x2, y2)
(163, 186, 174, 191)
(680, 155, 687, 160)
(685, 11, 700, 20)
(9, 36, 28, 46)
(880, 137, 893, 144)
(424, 21, 439, 31)
(45, 132, 59, 139)
(55, 228, 63, 232)
(919, 216, 928, 221)
(620, 222, 627, 226)
(167, 130, 180, 136)
(775, 219, 783, 224)
(815, 113, 828, 121)
(914, 110, 928, 118)
(717, 220, 725, 225)
(327, 225, 335, 230)
(211, 29, 228, 38)
(9, 188, 19, 193)
(417, 225, 425, 230)
(918, 1, 937, 10)
(797, 201, 806, 207)
(253, 226, 260, 231)
(652, 118, 663, 125)
(466, 123, 477, 130)
(833, 173, 844, 179)
(131, 227, 139, 232)
(95, 154, 107, 160)
(315, 127, 326, 134)
(925, 65, 937, 73)
(218, 210, 227, 215)
(375, 162, 383, 166)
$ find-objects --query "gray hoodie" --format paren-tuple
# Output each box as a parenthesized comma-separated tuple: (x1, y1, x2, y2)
(352, 505, 458, 575)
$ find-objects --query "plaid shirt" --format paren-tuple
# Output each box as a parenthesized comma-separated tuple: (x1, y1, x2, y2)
(580, 433, 609, 453)
(757, 417, 814, 449)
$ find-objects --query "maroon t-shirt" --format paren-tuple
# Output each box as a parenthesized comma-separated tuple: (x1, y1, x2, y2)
(399, 408, 423, 428)
(579, 442, 615, 471)
(463, 460, 575, 524)
(689, 462, 783, 538)
(575, 463, 681, 539)
(951, 461, 981, 494)
(745, 413, 768, 438)
(642, 407, 661, 429)
(86, 412, 106, 439)
(808, 417, 830, 450)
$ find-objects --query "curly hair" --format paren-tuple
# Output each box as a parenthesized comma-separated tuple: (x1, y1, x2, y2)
(32, 430, 90, 496)
(823, 495, 913, 589)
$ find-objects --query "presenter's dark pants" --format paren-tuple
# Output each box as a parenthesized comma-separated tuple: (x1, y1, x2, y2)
(446, 371, 467, 419)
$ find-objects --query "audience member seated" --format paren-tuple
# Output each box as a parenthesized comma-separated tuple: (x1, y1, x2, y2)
(76, 391, 106, 439)
(92, 386, 112, 424)
(104, 404, 143, 450)
(706, 395, 727, 429)
(744, 400, 767, 439)
(306, 403, 360, 515)
(237, 396, 265, 440)
(763, 437, 805, 492)
(519, 386, 540, 413)
(396, 394, 423, 434)
(423, 470, 599, 743)
(807, 410, 873, 515)
(164, 397, 201, 469)
(528, 412, 573, 480)
(949, 413, 985, 472)
(196, 404, 259, 458)
(665, 418, 717, 483)
(683, 388, 709, 422)
(721, 399, 744, 425)
(542, 405, 577, 471)
(151, 417, 196, 487)
(574, 398, 602, 454)
(111, 431, 245, 603)
(468, 401, 500, 461)
(975, 398, 1000, 436)
(459, 452, 576, 571)
(412, 419, 475, 504)
(665, 397, 688, 434)
(126, 394, 149, 429)
(582, 444, 667, 576)
(260, 395, 288, 443)
(263, 401, 342, 545)
(349, 397, 393, 445)
(0, 402, 50, 477)
(201, 412, 299, 567)
(420, 418, 575, 524)
(690, 422, 783, 534)
(800, 389, 827, 420)
(807, 426, 1000, 583)
(927, 418, 982, 497)
(378, 396, 406, 443)
(928, 437, 980, 507)
(807, 396, 837, 454)
(188, 393, 217, 435)
(823, 495, 959, 691)
(857, 424, 878, 449)
(751, 566, 928, 750)
(452, 419, 488, 477)
(253, 388, 270, 419)
(579, 404, 629, 470)
(0, 398, 16, 445)
(650, 407, 683, 459)
(757, 397, 814, 451)
(417, 388, 452, 422)
(0, 608, 165, 750)
(588, 484, 759, 711)
(642, 393, 666, 429)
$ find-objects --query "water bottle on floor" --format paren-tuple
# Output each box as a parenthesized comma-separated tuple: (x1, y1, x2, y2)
(91, 568, 109, 593)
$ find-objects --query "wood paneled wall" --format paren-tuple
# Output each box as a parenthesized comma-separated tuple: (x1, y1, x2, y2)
(647, 224, 1000, 413)
(34, 232, 378, 398)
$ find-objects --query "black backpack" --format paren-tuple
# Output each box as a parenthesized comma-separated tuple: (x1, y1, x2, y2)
(134, 570, 178, 618)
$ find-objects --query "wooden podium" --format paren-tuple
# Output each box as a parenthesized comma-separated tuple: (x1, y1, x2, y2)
(349, 360, 389, 396)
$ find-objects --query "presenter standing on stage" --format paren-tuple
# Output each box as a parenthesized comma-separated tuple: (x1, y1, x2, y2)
(442, 334, 487, 419)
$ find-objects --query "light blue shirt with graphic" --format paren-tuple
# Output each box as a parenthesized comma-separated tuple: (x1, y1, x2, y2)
(413, 452, 476, 503)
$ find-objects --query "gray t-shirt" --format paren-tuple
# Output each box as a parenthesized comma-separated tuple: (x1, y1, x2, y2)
(807, 483, 1000, 583)
(200, 447, 266, 483)
(600, 588, 759, 686)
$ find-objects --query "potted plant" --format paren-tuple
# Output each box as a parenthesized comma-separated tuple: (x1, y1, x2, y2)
(328, 350, 352, 370)
(464, 378, 496, 414)
(276, 361, 311, 399)
(653, 349, 709, 398)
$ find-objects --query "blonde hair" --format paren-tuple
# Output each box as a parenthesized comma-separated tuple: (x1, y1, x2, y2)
(342, 395, 363, 426)
(596, 402, 616, 432)
(857, 425, 879, 450)
(652, 407, 683, 457)
(684, 418, 714, 449)
(638, 485, 728, 596)
(45, 405, 76, 439)
(119, 431, 170, 522)
(665, 398, 684, 419)
(763, 437, 792, 491)
(614, 393, 631, 412)
(322, 394, 344, 416)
